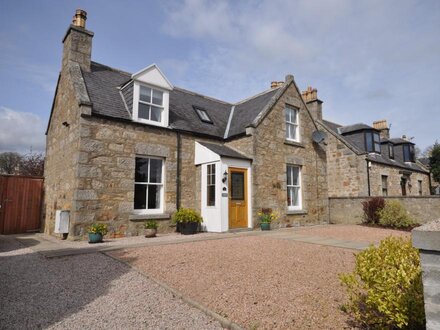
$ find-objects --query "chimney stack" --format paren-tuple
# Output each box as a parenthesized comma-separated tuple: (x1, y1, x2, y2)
(372, 119, 390, 139)
(62, 9, 94, 72)
(301, 86, 323, 121)
(72, 9, 87, 28)
(270, 81, 284, 89)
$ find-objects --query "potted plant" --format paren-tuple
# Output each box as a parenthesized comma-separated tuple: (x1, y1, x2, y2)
(88, 223, 108, 243)
(144, 220, 158, 238)
(258, 209, 279, 231)
(172, 208, 203, 235)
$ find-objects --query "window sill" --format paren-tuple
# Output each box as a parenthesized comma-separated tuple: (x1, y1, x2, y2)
(286, 209, 308, 215)
(129, 213, 171, 222)
(284, 140, 304, 148)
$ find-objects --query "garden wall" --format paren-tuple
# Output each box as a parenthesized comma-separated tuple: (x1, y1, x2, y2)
(329, 196, 440, 225)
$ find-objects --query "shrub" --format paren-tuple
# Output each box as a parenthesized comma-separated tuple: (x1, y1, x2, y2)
(378, 200, 416, 229)
(257, 209, 279, 223)
(362, 197, 385, 224)
(340, 237, 425, 329)
(88, 223, 108, 235)
(172, 208, 203, 223)
(144, 220, 158, 229)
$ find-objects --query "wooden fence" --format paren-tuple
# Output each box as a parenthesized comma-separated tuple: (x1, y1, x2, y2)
(0, 175, 44, 234)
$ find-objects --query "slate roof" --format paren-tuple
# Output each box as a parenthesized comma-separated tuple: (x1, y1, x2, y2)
(321, 119, 428, 173)
(82, 61, 282, 140)
(198, 142, 251, 160)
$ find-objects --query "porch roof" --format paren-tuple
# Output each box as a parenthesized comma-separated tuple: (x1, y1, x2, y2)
(198, 142, 251, 161)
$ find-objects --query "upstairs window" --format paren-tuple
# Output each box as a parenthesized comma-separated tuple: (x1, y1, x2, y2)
(365, 131, 381, 153)
(285, 107, 299, 141)
(194, 106, 213, 124)
(388, 144, 394, 159)
(403, 144, 415, 162)
(138, 85, 163, 123)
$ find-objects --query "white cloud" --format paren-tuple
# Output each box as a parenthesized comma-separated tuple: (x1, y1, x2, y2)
(0, 106, 46, 153)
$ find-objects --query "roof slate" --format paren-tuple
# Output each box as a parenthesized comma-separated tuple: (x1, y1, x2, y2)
(82, 61, 280, 140)
(198, 142, 251, 160)
(338, 123, 374, 134)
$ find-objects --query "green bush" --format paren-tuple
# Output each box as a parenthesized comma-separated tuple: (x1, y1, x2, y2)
(340, 237, 425, 329)
(378, 200, 416, 229)
(362, 197, 386, 224)
(172, 208, 203, 223)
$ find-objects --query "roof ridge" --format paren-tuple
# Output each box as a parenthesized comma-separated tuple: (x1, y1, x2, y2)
(91, 61, 131, 76)
(234, 86, 282, 105)
(173, 87, 232, 106)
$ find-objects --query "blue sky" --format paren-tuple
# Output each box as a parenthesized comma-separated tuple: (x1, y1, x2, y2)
(0, 0, 439, 153)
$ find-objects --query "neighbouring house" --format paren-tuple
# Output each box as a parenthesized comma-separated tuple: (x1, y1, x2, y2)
(299, 86, 430, 198)
(419, 157, 440, 195)
(44, 10, 329, 238)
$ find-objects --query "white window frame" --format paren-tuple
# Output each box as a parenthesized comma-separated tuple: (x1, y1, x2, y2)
(285, 107, 300, 142)
(206, 163, 216, 207)
(381, 175, 388, 196)
(133, 156, 165, 215)
(133, 82, 169, 127)
(287, 165, 302, 210)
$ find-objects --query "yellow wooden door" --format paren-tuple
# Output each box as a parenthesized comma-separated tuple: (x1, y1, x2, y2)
(229, 168, 248, 229)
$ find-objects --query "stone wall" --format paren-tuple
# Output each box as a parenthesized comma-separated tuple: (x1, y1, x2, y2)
(329, 196, 440, 225)
(43, 69, 82, 235)
(369, 162, 430, 196)
(249, 83, 329, 227)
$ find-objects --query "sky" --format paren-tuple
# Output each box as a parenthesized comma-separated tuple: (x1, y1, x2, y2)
(0, 0, 439, 153)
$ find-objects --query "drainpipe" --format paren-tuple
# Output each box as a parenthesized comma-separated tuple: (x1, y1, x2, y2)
(428, 170, 432, 195)
(366, 159, 371, 196)
(176, 132, 181, 209)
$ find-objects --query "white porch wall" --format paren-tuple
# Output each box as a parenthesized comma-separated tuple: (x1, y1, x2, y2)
(200, 161, 223, 232)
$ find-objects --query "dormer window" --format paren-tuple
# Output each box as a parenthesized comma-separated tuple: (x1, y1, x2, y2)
(131, 64, 173, 127)
(194, 106, 213, 124)
(365, 131, 380, 153)
(388, 143, 394, 159)
(403, 144, 415, 162)
(139, 86, 163, 122)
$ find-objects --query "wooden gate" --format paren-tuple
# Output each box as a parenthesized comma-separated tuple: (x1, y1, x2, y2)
(0, 175, 44, 234)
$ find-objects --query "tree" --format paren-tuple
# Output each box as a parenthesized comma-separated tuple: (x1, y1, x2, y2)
(430, 141, 440, 182)
(20, 152, 45, 177)
(0, 152, 23, 174)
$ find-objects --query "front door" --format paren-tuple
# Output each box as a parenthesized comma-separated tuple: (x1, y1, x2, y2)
(229, 168, 248, 229)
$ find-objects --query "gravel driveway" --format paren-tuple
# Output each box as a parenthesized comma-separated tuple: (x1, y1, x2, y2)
(0, 235, 223, 329)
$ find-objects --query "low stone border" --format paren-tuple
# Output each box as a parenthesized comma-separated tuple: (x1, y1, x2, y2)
(105, 252, 242, 330)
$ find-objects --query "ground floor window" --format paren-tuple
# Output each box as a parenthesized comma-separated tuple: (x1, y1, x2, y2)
(287, 165, 302, 210)
(134, 157, 164, 212)
(207, 163, 216, 206)
(381, 175, 388, 196)
(418, 180, 423, 195)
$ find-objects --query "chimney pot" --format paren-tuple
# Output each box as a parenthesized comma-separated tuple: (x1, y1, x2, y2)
(72, 9, 87, 28)
(270, 81, 284, 89)
(301, 86, 318, 102)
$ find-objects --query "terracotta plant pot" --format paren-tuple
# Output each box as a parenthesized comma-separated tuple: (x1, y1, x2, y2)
(145, 228, 157, 238)
(260, 222, 271, 231)
(88, 232, 103, 243)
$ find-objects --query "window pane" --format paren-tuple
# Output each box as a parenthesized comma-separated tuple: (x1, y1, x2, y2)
(150, 106, 162, 122)
(286, 123, 296, 140)
(198, 110, 210, 121)
(147, 185, 161, 209)
(291, 108, 298, 124)
(389, 144, 394, 158)
(365, 132, 373, 152)
(403, 145, 410, 162)
(134, 184, 146, 209)
(374, 142, 381, 153)
(138, 103, 149, 120)
(231, 172, 244, 200)
(373, 133, 380, 142)
(291, 166, 299, 185)
(287, 187, 300, 207)
(149, 159, 162, 183)
(135, 158, 149, 182)
(285, 108, 291, 122)
(140, 86, 151, 103)
(152, 89, 163, 106)
(207, 186, 215, 206)
(287, 166, 292, 185)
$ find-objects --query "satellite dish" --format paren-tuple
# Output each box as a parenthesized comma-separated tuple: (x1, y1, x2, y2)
(312, 130, 327, 144)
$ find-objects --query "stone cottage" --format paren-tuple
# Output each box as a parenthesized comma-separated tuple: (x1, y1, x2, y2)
(298, 87, 430, 197)
(44, 10, 329, 238)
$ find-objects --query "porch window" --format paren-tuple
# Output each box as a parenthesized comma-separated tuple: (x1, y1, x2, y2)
(134, 157, 164, 212)
(287, 165, 302, 210)
(285, 107, 299, 142)
(207, 164, 216, 206)
(381, 175, 388, 196)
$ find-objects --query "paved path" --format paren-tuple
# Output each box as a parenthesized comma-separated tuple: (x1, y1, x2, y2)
(0, 235, 223, 330)
(14, 226, 369, 259)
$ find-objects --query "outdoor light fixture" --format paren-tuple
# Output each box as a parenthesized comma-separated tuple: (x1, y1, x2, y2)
(222, 171, 228, 183)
